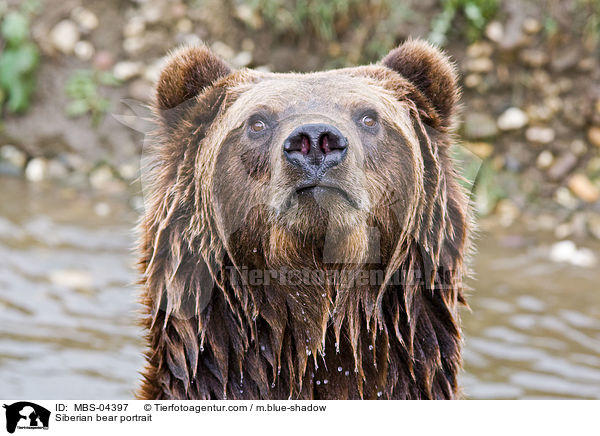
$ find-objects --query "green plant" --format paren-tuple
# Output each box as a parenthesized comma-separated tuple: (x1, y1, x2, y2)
(428, 0, 499, 46)
(0, 1, 41, 113)
(65, 70, 121, 127)
(247, 0, 374, 42)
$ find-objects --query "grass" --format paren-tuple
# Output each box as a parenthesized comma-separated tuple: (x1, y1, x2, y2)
(428, 0, 499, 46)
(64, 70, 121, 127)
(0, 0, 41, 113)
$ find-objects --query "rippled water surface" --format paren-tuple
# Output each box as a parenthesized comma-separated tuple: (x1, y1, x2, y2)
(1, 176, 599, 399)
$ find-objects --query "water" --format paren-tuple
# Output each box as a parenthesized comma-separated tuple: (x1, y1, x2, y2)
(1, 176, 599, 399)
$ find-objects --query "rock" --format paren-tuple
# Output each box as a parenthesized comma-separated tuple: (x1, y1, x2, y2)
(89, 166, 114, 190)
(497, 107, 528, 130)
(464, 112, 498, 139)
(113, 61, 143, 81)
(231, 51, 253, 68)
(485, 21, 504, 43)
(47, 159, 69, 179)
(588, 126, 600, 148)
(465, 142, 493, 159)
(496, 198, 520, 227)
(70, 7, 99, 32)
(536, 150, 554, 169)
(50, 20, 80, 54)
(549, 240, 597, 268)
(49, 269, 93, 289)
(465, 57, 494, 73)
(519, 49, 548, 68)
(93, 50, 115, 70)
(142, 1, 164, 23)
(25, 157, 49, 182)
(525, 126, 555, 144)
(143, 59, 164, 83)
(94, 202, 111, 217)
(570, 139, 587, 156)
(128, 79, 153, 102)
(525, 104, 553, 122)
(466, 42, 493, 58)
(124, 16, 145, 38)
(464, 74, 482, 88)
(123, 37, 145, 55)
(522, 17, 541, 34)
(547, 152, 577, 181)
(236, 4, 262, 29)
(589, 215, 600, 240)
(211, 41, 235, 60)
(176, 18, 193, 33)
(74, 40, 94, 61)
(0, 145, 27, 169)
(554, 186, 579, 209)
(568, 174, 599, 203)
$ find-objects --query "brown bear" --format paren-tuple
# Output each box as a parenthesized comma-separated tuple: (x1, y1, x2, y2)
(137, 39, 471, 400)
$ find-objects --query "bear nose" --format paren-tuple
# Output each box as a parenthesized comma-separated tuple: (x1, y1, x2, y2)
(283, 123, 348, 174)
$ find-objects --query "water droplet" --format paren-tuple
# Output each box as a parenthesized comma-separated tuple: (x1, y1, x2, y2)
(252, 248, 257, 253)
(296, 292, 300, 296)
(354, 368, 359, 373)
(252, 314, 258, 321)
(271, 383, 275, 388)
(368, 345, 374, 351)
(277, 367, 281, 375)
(301, 309, 305, 314)
(337, 366, 343, 372)
(260, 345, 266, 351)
(344, 371, 350, 376)
(240, 390, 244, 394)
(335, 342, 340, 353)
(323, 379, 328, 384)
(377, 391, 382, 397)
(321, 293, 326, 298)
(199, 346, 204, 352)
(316, 380, 321, 385)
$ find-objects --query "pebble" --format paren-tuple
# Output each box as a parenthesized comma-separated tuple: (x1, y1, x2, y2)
(71, 7, 99, 32)
(50, 20, 80, 54)
(49, 269, 93, 290)
(523, 18, 541, 34)
(547, 152, 577, 181)
(519, 49, 548, 68)
(536, 150, 554, 169)
(123, 37, 145, 55)
(588, 127, 600, 148)
(549, 240, 597, 268)
(89, 166, 114, 190)
(211, 41, 235, 60)
(554, 186, 579, 209)
(497, 107, 528, 130)
(466, 57, 494, 73)
(124, 16, 146, 38)
(589, 215, 600, 240)
(485, 21, 504, 43)
(143, 59, 164, 83)
(47, 160, 68, 179)
(464, 112, 498, 139)
(94, 202, 111, 217)
(466, 42, 493, 58)
(128, 79, 153, 102)
(93, 50, 115, 70)
(568, 174, 599, 203)
(74, 40, 95, 61)
(175, 18, 193, 33)
(525, 126, 555, 144)
(496, 199, 520, 227)
(464, 73, 482, 88)
(25, 158, 49, 182)
(113, 61, 143, 81)
(0, 145, 27, 169)
(231, 51, 253, 68)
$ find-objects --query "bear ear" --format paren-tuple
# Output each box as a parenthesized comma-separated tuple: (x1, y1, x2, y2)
(381, 39, 459, 128)
(155, 45, 232, 111)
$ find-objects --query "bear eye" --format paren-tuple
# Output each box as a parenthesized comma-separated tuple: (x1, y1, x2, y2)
(361, 114, 377, 127)
(250, 120, 266, 133)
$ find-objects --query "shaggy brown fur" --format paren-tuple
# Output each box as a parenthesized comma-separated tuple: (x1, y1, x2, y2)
(137, 40, 470, 400)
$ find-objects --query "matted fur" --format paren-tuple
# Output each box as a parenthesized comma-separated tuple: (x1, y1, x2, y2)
(137, 41, 470, 400)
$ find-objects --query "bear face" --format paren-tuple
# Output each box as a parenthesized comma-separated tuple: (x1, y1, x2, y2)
(139, 40, 469, 400)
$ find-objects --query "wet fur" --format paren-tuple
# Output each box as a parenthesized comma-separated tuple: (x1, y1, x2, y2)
(137, 41, 470, 399)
